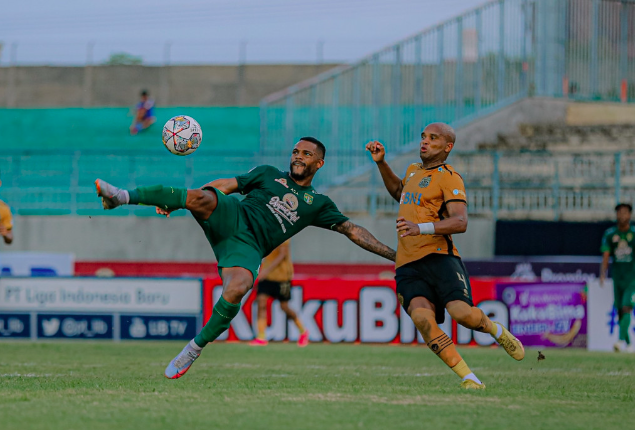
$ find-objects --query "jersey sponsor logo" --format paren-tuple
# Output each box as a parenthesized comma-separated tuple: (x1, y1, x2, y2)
(267, 196, 301, 227)
(282, 193, 299, 210)
(453, 189, 466, 197)
(303, 193, 314, 205)
(275, 178, 289, 188)
(399, 192, 422, 205)
(613, 235, 620, 243)
(614, 239, 633, 261)
(419, 177, 431, 188)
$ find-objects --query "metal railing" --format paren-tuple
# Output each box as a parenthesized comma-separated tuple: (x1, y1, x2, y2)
(2, 150, 634, 220)
(326, 150, 635, 220)
(260, 0, 635, 189)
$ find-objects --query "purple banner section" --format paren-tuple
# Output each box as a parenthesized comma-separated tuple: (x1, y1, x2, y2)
(465, 257, 601, 281)
(496, 282, 587, 348)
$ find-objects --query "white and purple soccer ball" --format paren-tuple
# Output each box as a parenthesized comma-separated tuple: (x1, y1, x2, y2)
(162, 115, 202, 156)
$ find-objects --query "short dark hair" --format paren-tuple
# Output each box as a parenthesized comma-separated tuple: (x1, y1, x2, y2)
(140, 89, 149, 97)
(615, 203, 633, 212)
(299, 136, 326, 159)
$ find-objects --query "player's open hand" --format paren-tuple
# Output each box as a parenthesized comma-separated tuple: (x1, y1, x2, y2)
(396, 216, 420, 237)
(365, 140, 386, 163)
(155, 207, 175, 218)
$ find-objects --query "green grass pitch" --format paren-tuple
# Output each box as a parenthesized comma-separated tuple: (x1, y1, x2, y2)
(1, 341, 634, 430)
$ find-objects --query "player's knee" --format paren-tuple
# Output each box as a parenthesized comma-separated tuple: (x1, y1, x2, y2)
(281, 303, 296, 318)
(622, 306, 633, 315)
(186, 189, 216, 213)
(447, 305, 473, 327)
(256, 295, 268, 311)
(223, 274, 253, 303)
(410, 309, 434, 336)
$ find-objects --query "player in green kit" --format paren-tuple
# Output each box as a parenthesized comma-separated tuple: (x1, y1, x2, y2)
(600, 203, 635, 353)
(95, 137, 397, 378)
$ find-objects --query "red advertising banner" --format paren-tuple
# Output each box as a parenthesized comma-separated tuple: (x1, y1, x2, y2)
(75, 262, 394, 279)
(202, 277, 503, 345)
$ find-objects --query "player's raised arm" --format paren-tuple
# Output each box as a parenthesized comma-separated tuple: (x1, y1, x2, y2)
(334, 220, 396, 262)
(200, 178, 239, 195)
(365, 141, 403, 202)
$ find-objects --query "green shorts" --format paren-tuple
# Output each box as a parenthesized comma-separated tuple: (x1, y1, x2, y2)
(613, 280, 635, 309)
(197, 188, 263, 284)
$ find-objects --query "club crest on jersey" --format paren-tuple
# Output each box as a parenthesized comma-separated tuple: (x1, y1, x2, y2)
(303, 193, 314, 205)
(419, 177, 431, 188)
(628, 233, 633, 242)
(275, 178, 289, 188)
(283, 193, 299, 210)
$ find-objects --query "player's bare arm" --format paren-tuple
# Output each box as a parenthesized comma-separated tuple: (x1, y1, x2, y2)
(365, 141, 403, 201)
(200, 177, 239, 195)
(0, 225, 13, 244)
(334, 220, 396, 262)
(397, 201, 468, 237)
(600, 251, 610, 287)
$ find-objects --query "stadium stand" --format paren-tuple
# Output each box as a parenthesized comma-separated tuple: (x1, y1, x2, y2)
(1, 0, 634, 223)
(259, 0, 635, 222)
(0, 107, 259, 215)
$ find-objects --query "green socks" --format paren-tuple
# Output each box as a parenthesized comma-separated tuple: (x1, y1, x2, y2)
(619, 312, 631, 344)
(194, 296, 241, 348)
(128, 185, 187, 210)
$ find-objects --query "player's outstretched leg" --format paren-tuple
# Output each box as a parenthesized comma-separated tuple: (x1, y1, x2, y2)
(447, 301, 525, 361)
(165, 267, 253, 379)
(95, 179, 131, 209)
(95, 179, 189, 212)
(410, 304, 485, 389)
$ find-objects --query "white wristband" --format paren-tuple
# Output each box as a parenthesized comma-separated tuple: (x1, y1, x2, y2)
(418, 222, 435, 235)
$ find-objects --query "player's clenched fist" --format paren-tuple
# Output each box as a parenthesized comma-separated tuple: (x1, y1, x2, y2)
(156, 206, 175, 217)
(396, 216, 420, 237)
(365, 140, 386, 163)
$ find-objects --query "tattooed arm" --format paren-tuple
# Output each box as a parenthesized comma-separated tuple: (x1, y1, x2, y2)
(334, 221, 396, 262)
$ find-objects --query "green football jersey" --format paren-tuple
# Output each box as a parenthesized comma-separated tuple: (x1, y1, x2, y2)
(235, 165, 349, 255)
(600, 225, 635, 280)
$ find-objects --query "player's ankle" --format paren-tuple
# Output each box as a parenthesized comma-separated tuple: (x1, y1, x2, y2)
(490, 322, 503, 339)
(189, 339, 203, 351)
(462, 373, 482, 384)
(120, 189, 130, 204)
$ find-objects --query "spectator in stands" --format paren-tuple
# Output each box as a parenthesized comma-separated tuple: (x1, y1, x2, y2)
(0, 178, 13, 245)
(249, 240, 309, 347)
(130, 90, 156, 135)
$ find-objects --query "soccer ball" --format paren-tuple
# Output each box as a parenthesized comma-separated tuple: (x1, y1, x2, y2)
(162, 115, 202, 156)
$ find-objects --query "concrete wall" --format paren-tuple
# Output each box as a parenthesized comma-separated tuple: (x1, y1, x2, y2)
(456, 98, 635, 151)
(7, 215, 494, 262)
(456, 97, 571, 151)
(566, 102, 635, 126)
(0, 64, 340, 107)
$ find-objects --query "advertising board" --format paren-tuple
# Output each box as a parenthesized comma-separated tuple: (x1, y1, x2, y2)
(496, 282, 587, 348)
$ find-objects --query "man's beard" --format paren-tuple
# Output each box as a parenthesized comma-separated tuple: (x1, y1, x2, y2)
(289, 163, 313, 180)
